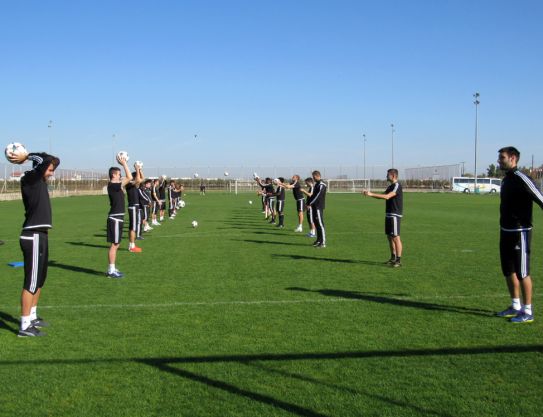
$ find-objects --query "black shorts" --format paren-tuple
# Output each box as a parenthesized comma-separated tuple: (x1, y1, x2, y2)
(142, 206, 149, 222)
(20, 230, 49, 294)
(306, 206, 314, 225)
(296, 199, 305, 212)
(385, 215, 401, 236)
(128, 206, 139, 232)
(107, 216, 124, 244)
(500, 229, 531, 278)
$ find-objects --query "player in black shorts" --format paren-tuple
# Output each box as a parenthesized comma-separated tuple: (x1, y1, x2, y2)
(279, 175, 305, 233)
(158, 177, 167, 222)
(7, 149, 60, 337)
(273, 177, 286, 228)
(106, 154, 132, 278)
(302, 177, 316, 237)
(363, 168, 403, 267)
(495, 146, 543, 323)
(126, 163, 144, 252)
(139, 179, 153, 233)
(255, 176, 274, 220)
(151, 179, 161, 226)
(306, 171, 327, 247)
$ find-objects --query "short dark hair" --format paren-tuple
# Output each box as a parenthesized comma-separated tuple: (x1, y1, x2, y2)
(387, 168, 399, 177)
(278, 177, 285, 182)
(109, 167, 120, 180)
(305, 177, 314, 183)
(312, 170, 321, 177)
(498, 146, 520, 160)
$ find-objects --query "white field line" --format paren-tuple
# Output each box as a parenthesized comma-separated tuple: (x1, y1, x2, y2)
(0, 293, 520, 311)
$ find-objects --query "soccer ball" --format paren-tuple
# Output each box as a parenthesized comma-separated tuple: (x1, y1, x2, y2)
(117, 151, 129, 162)
(224, 171, 229, 176)
(178, 200, 186, 208)
(135, 160, 143, 169)
(253, 172, 259, 179)
(273, 178, 280, 184)
(249, 200, 253, 205)
(161, 174, 167, 179)
(193, 173, 199, 178)
(191, 220, 198, 228)
(4, 142, 28, 162)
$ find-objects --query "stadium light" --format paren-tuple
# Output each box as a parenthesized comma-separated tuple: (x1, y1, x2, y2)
(363, 133, 366, 179)
(473, 93, 480, 192)
(459, 161, 465, 176)
(48, 120, 53, 154)
(391, 124, 395, 168)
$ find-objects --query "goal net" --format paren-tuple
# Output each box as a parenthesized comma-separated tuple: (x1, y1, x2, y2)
(229, 180, 261, 194)
(327, 179, 371, 193)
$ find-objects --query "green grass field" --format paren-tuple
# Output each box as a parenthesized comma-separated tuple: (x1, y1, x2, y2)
(0, 192, 542, 417)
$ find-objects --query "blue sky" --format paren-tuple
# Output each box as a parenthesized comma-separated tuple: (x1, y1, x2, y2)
(1, 0, 542, 174)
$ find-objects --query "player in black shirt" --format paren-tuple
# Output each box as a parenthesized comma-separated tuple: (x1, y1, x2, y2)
(158, 177, 167, 221)
(138, 179, 153, 233)
(306, 170, 327, 247)
(151, 179, 161, 226)
(274, 177, 286, 228)
(279, 175, 305, 232)
(302, 177, 316, 237)
(126, 163, 144, 252)
(7, 149, 60, 337)
(363, 168, 403, 267)
(496, 146, 543, 323)
(106, 155, 132, 278)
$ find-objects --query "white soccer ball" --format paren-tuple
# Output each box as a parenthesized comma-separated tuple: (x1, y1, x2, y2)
(249, 200, 253, 205)
(161, 174, 167, 180)
(253, 172, 259, 179)
(224, 171, 229, 176)
(273, 178, 280, 184)
(4, 142, 28, 162)
(193, 173, 199, 178)
(135, 160, 143, 169)
(191, 220, 198, 228)
(179, 200, 186, 208)
(117, 151, 129, 162)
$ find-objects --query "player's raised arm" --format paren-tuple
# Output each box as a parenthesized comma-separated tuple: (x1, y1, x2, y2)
(133, 161, 144, 186)
(117, 154, 132, 187)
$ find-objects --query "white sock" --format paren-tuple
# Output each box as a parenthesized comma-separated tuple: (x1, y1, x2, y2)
(30, 306, 37, 321)
(21, 315, 32, 330)
(512, 298, 521, 310)
(108, 264, 116, 273)
(129, 242, 135, 249)
(523, 304, 532, 315)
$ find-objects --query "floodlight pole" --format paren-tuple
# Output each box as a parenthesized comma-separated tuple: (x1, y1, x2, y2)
(363, 133, 366, 179)
(460, 161, 465, 176)
(48, 120, 53, 154)
(390, 124, 395, 168)
(473, 93, 480, 192)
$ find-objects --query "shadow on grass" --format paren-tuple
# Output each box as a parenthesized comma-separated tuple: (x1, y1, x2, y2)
(1, 345, 541, 417)
(246, 361, 455, 417)
(66, 241, 110, 249)
(286, 287, 493, 317)
(0, 311, 19, 335)
(232, 239, 309, 247)
(48, 260, 104, 277)
(273, 253, 387, 266)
